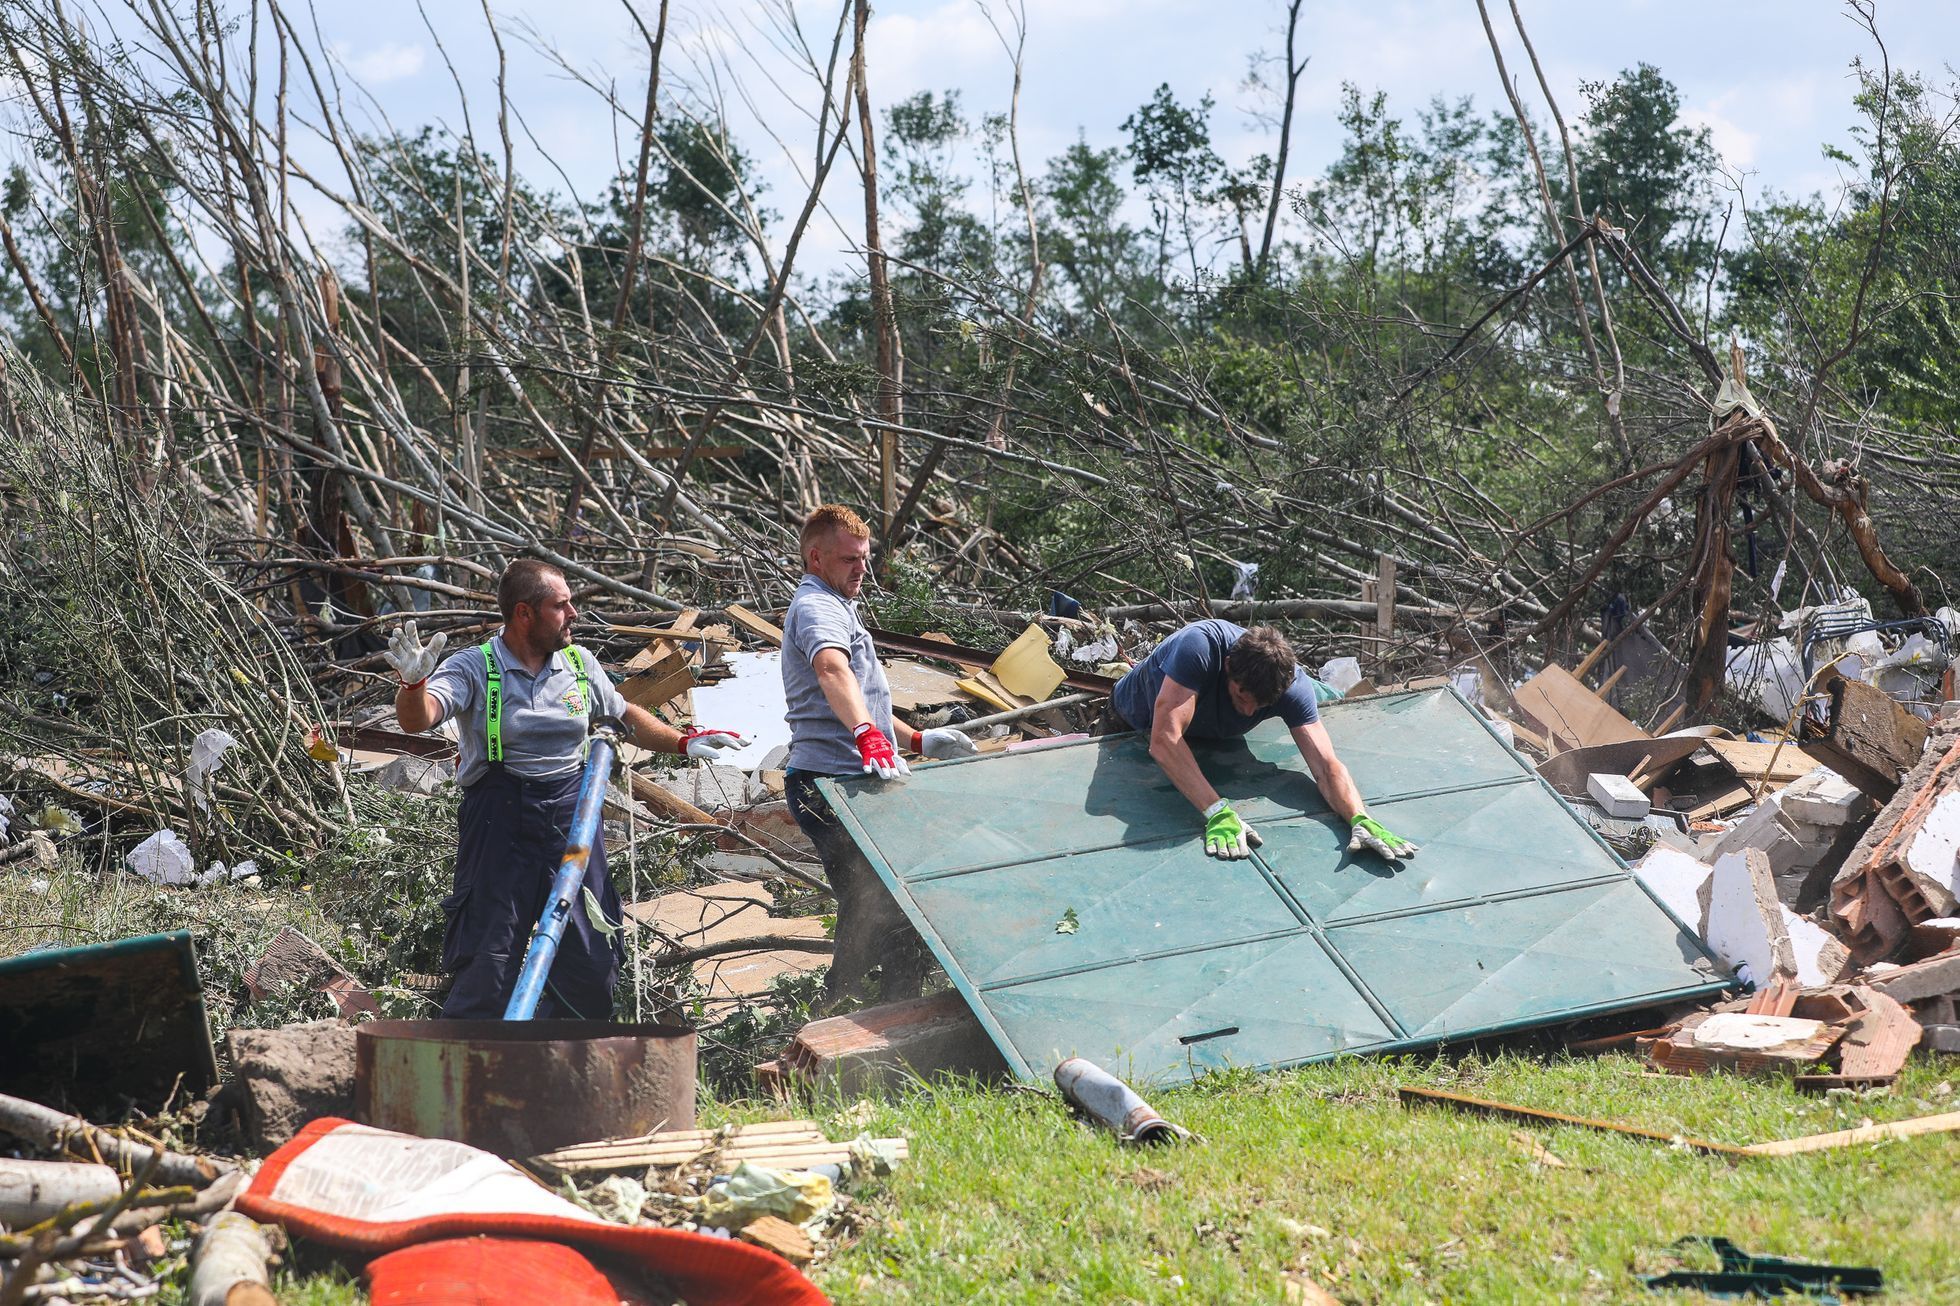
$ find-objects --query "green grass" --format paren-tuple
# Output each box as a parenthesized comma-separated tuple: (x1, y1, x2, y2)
(753, 1052, 1960, 1304)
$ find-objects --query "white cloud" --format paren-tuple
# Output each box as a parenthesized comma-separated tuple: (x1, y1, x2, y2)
(338, 41, 427, 85)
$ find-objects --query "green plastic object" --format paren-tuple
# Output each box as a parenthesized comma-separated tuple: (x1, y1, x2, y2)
(819, 689, 1729, 1085)
(0, 929, 218, 1113)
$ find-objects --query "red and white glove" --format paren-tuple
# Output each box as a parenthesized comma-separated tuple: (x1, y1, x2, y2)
(680, 728, 746, 760)
(853, 722, 909, 779)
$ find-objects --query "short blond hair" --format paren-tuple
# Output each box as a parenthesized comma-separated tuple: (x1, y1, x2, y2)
(799, 504, 871, 565)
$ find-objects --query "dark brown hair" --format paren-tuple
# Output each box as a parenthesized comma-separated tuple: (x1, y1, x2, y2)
(1226, 625, 1297, 706)
(498, 558, 565, 621)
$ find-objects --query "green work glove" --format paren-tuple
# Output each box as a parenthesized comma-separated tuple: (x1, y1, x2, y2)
(1349, 814, 1419, 862)
(1203, 800, 1263, 860)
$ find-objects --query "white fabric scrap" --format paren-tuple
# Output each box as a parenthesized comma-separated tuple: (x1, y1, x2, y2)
(185, 728, 240, 813)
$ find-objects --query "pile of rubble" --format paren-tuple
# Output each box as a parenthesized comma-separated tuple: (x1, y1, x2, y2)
(1438, 605, 1960, 1087)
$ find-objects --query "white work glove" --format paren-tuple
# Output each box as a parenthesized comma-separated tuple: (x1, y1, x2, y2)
(917, 727, 978, 761)
(680, 728, 747, 760)
(384, 620, 447, 686)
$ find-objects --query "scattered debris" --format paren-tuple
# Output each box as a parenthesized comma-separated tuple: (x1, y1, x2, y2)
(1800, 669, 1930, 801)
(627, 883, 830, 1014)
(1400, 1085, 1960, 1157)
(126, 827, 196, 885)
(244, 925, 380, 1019)
(528, 1119, 908, 1180)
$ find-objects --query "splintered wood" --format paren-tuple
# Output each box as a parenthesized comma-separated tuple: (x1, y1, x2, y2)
(528, 1120, 909, 1178)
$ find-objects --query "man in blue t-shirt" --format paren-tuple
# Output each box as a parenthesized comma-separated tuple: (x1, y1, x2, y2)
(1110, 620, 1418, 863)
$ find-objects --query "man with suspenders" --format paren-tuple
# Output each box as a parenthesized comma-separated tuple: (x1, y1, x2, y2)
(386, 559, 745, 1019)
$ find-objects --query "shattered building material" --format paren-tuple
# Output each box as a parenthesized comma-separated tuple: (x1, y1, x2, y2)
(1648, 1011, 1845, 1076)
(244, 926, 380, 1020)
(1799, 669, 1930, 801)
(817, 690, 1727, 1086)
(755, 990, 1008, 1099)
(1780, 767, 1871, 826)
(1830, 717, 1960, 962)
(1700, 851, 1794, 987)
(0, 930, 218, 1116)
(1631, 847, 1712, 933)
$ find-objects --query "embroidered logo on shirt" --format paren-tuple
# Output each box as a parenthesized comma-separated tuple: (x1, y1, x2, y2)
(562, 686, 587, 716)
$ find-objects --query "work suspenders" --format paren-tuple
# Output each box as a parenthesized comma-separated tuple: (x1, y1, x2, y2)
(480, 642, 590, 764)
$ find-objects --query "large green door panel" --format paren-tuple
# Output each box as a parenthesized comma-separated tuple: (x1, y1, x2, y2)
(1258, 779, 1619, 923)
(820, 689, 1729, 1085)
(983, 934, 1397, 1081)
(1324, 879, 1718, 1039)
(906, 838, 1301, 987)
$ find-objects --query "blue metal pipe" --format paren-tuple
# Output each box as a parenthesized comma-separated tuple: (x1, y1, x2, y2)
(503, 728, 619, 1020)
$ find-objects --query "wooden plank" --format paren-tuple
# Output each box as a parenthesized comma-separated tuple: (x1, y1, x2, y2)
(1512, 664, 1648, 751)
(724, 604, 785, 647)
(1742, 1110, 1960, 1157)
(622, 662, 696, 711)
(1705, 739, 1817, 786)
(1398, 1086, 1755, 1157)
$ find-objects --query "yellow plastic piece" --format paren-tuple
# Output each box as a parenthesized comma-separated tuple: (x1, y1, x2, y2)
(991, 624, 1066, 700)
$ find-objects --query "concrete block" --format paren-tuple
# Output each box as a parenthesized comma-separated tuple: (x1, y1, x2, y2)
(1780, 767, 1871, 827)
(1705, 850, 1795, 986)
(1587, 773, 1650, 819)
(1632, 846, 1712, 935)
(226, 1019, 357, 1151)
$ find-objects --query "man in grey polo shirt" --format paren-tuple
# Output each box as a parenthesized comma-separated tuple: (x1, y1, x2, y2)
(782, 505, 975, 1007)
(385, 559, 745, 1019)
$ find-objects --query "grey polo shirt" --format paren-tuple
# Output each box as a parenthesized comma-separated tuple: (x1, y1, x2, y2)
(782, 573, 893, 774)
(424, 634, 627, 787)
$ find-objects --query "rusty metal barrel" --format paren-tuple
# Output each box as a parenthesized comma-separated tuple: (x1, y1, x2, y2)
(355, 1019, 695, 1158)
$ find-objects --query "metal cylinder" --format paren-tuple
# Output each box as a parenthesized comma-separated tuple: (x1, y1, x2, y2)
(355, 1018, 695, 1158)
(1054, 1057, 1190, 1145)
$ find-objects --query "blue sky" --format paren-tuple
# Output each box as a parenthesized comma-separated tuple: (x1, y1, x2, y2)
(77, 1, 1960, 275)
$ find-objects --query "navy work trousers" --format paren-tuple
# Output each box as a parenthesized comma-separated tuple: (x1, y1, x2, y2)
(439, 765, 622, 1019)
(785, 768, 929, 1006)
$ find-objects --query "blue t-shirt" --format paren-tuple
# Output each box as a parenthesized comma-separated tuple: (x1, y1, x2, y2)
(1111, 620, 1319, 738)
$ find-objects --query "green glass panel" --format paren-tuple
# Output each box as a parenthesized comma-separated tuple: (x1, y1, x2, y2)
(1326, 880, 1725, 1038)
